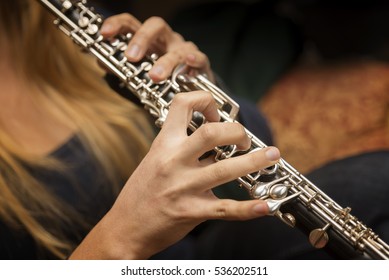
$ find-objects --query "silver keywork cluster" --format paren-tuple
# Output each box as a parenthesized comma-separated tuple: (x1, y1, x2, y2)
(39, 0, 389, 259)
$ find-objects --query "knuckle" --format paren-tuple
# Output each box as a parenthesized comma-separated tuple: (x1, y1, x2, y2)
(171, 92, 187, 106)
(119, 13, 135, 21)
(213, 201, 228, 218)
(133, 30, 151, 42)
(215, 207, 227, 218)
(153, 154, 177, 178)
(148, 16, 167, 26)
(161, 196, 197, 221)
(195, 52, 209, 66)
(173, 32, 185, 43)
(172, 206, 192, 220)
(147, 16, 171, 34)
(196, 91, 214, 105)
(162, 52, 183, 64)
(234, 123, 247, 138)
(183, 41, 199, 51)
(213, 201, 247, 221)
(171, 91, 214, 110)
(108, 13, 135, 26)
(204, 91, 214, 101)
(198, 124, 217, 143)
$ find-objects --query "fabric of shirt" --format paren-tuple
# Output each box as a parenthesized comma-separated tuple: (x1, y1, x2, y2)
(0, 135, 117, 259)
(0, 75, 273, 259)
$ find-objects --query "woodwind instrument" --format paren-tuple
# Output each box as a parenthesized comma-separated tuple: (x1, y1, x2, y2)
(38, 0, 389, 259)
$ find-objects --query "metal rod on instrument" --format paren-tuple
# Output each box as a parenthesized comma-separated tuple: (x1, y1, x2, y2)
(37, 0, 389, 260)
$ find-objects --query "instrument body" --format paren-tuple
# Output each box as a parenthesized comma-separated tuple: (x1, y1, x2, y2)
(38, 0, 389, 259)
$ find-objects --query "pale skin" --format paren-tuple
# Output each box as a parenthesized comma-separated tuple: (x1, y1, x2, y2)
(99, 13, 215, 82)
(70, 14, 281, 260)
(0, 12, 281, 259)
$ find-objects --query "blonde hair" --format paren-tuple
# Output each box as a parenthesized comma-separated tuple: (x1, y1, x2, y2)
(0, 1, 154, 258)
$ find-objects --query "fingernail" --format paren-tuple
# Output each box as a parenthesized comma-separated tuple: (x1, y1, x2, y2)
(126, 44, 140, 58)
(253, 203, 268, 214)
(265, 147, 280, 161)
(150, 65, 164, 77)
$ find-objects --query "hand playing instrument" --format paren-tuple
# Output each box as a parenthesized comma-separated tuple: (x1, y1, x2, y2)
(38, 0, 389, 259)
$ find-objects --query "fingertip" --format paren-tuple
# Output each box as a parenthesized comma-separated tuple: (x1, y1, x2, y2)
(264, 146, 280, 161)
(100, 23, 114, 37)
(125, 44, 141, 60)
(186, 54, 196, 64)
(186, 53, 206, 69)
(149, 65, 165, 81)
(252, 202, 269, 216)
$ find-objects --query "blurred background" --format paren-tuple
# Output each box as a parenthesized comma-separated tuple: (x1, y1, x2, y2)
(92, 0, 389, 173)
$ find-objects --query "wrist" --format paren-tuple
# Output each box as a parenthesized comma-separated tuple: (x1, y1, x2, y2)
(69, 210, 145, 260)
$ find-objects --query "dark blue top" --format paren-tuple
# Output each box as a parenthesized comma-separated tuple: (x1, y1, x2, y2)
(0, 76, 274, 259)
(0, 135, 117, 259)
